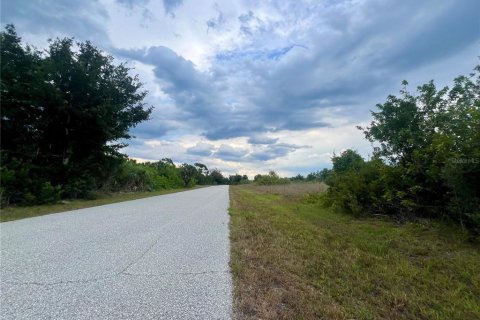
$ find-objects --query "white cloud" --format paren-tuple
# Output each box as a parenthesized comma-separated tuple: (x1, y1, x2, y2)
(4, 0, 479, 177)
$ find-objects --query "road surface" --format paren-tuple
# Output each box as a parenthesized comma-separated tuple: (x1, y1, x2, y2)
(0, 186, 232, 319)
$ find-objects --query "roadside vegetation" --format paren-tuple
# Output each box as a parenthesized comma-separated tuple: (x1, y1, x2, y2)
(230, 184, 480, 319)
(325, 69, 480, 234)
(230, 66, 479, 319)
(0, 187, 201, 222)
(0, 25, 232, 214)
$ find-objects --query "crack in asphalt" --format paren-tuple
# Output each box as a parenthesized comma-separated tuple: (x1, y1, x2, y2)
(3, 270, 230, 287)
(119, 232, 165, 274)
(2, 228, 167, 287)
(122, 270, 230, 277)
(3, 227, 227, 288)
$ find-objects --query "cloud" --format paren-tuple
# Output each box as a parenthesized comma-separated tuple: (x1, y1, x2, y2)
(115, 46, 213, 111)
(214, 144, 249, 162)
(248, 143, 310, 161)
(8, 0, 478, 176)
(1, 0, 110, 45)
(187, 142, 215, 156)
(206, 5, 226, 32)
(117, 0, 478, 145)
(116, 0, 149, 9)
(365, 0, 480, 72)
(215, 44, 307, 62)
(163, 0, 183, 17)
(248, 134, 278, 145)
(131, 120, 178, 139)
(238, 10, 257, 36)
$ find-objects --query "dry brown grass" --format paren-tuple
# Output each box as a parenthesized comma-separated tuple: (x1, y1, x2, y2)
(251, 182, 327, 200)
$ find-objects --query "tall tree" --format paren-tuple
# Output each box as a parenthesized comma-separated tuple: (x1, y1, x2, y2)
(179, 164, 198, 187)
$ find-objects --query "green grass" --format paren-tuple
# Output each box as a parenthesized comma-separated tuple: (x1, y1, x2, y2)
(1, 187, 202, 222)
(229, 184, 480, 320)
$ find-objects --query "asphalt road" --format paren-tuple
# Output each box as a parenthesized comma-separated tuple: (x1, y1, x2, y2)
(0, 186, 232, 319)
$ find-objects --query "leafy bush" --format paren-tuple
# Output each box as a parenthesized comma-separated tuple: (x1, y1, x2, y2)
(37, 182, 62, 204)
(325, 154, 385, 216)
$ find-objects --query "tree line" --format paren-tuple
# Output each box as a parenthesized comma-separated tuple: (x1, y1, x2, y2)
(0, 25, 236, 205)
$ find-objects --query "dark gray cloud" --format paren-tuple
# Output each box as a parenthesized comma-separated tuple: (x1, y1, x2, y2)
(323, 0, 480, 73)
(187, 142, 215, 156)
(374, 0, 479, 71)
(248, 143, 310, 161)
(115, 46, 260, 139)
(214, 144, 248, 162)
(116, 46, 212, 108)
(131, 120, 177, 139)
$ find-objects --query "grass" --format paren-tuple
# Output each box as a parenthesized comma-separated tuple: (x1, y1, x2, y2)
(251, 182, 328, 199)
(229, 183, 480, 320)
(0, 187, 202, 222)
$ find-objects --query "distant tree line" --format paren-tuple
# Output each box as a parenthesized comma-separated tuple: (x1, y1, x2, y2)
(289, 169, 332, 182)
(103, 159, 230, 192)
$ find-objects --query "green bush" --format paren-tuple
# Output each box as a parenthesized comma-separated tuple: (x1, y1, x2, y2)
(325, 157, 385, 216)
(38, 182, 62, 204)
(324, 66, 480, 233)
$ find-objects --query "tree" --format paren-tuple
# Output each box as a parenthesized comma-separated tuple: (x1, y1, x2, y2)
(0, 25, 152, 203)
(227, 174, 249, 185)
(332, 150, 364, 173)
(357, 66, 480, 230)
(194, 163, 212, 185)
(179, 164, 197, 187)
(291, 174, 305, 182)
(210, 169, 228, 185)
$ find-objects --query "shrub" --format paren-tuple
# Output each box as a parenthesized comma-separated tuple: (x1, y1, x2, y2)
(325, 158, 385, 216)
(38, 182, 62, 204)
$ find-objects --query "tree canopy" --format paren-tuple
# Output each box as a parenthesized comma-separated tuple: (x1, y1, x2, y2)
(1, 25, 152, 203)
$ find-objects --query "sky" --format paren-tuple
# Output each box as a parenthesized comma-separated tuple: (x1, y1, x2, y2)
(2, 0, 479, 177)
